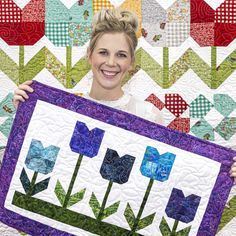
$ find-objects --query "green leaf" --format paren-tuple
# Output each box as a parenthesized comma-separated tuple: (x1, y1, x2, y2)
(217, 196, 236, 232)
(31, 177, 50, 196)
(67, 188, 86, 207)
(124, 203, 136, 229)
(20, 168, 30, 193)
(89, 192, 101, 218)
(101, 201, 120, 220)
(0, 49, 19, 84)
(176, 226, 191, 236)
(54, 180, 66, 206)
(24, 47, 46, 81)
(159, 217, 171, 236)
(137, 212, 156, 231)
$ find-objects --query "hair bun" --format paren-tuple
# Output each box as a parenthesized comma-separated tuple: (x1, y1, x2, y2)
(93, 8, 138, 32)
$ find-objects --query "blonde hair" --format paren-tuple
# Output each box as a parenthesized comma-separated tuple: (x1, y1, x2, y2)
(88, 8, 138, 60)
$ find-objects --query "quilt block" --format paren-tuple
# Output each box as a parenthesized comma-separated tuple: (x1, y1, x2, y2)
(0, 81, 235, 236)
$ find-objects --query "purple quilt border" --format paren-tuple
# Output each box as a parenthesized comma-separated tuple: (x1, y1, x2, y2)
(0, 81, 235, 236)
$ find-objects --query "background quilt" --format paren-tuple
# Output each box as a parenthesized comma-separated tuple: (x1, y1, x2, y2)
(0, 0, 235, 235)
(0, 81, 235, 236)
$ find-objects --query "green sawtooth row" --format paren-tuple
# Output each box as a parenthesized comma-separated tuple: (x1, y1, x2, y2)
(0, 47, 235, 89)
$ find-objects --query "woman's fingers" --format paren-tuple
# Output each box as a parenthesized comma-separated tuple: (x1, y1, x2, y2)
(15, 88, 30, 99)
(13, 80, 34, 109)
(13, 95, 26, 103)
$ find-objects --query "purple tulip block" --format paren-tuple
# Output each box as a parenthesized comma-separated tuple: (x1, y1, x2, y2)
(70, 121, 105, 158)
(165, 188, 201, 223)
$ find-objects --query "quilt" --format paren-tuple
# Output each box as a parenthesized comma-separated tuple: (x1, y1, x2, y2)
(0, 81, 235, 236)
(0, 0, 236, 235)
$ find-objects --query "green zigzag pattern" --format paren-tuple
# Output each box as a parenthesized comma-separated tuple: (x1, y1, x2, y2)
(0, 47, 235, 89)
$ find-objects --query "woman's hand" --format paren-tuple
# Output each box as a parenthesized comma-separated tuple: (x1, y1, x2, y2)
(13, 80, 34, 109)
(230, 156, 236, 185)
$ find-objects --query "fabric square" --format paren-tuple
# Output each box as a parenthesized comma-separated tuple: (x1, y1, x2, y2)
(142, 0, 167, 46)
(214, 94, 236, 117)
(68, 22, 92, 46)
(0, 0, 22, 23)
(93, 0, 113, 14)
(215, 117, 236, 140)
(166, 22, 190, 47)
(167, 118, 190, 133)
(190, 0, 215, 23)
(190, 22, 214, 47)
(191, 119, 215, 141)
(145, 94, 165, 110)
(22, 0, 45, 22)
(46, 23, 70, 46)
(214, 23, 236, 46)
(190, 95, 213, 118)
(165, 94, 189, 117)
(215, 0, 236, 23)
(167, 0, 190, 23)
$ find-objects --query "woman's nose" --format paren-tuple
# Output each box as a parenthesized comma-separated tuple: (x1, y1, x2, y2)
(106, 55, 116, 66)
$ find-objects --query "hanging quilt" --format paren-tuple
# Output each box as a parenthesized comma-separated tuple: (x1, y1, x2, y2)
(0, 81, 235, 236)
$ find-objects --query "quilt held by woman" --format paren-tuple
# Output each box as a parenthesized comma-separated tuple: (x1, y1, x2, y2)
(0, 0, 236, 235)
(0, 82, 235, 236)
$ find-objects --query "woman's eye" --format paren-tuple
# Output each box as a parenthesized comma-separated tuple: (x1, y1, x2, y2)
(99, 51, 107, 55)
(117, 53, 127, 58)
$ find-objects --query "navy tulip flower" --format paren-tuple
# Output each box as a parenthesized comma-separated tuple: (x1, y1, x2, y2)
(100, 148, 135, 184)
(70, 121, 105, 158)
(165, 188, 201, 223)
(89, 149, 136, 221)
(100, 148, 136, 184)
(140, 146, 176, 182)
(25, 139, 60, 174)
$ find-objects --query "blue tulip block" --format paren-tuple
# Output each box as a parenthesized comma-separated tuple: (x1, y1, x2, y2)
(100, 149, 136, 184)
(70, 121, 105, 158)
(25, 139, 60, 175)
(140, 146, 176, 182)
(165, 188, 201, 223)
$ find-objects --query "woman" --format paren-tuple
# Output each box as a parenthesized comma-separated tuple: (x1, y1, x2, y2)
(13, 8, 236, 183)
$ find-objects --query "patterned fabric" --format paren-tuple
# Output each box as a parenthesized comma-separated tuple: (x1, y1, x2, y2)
(93, 0, 113, 14)
(190, 22, 215, 46)
(167, 118, 190, 133)
(145, 94, 165, 110)
(191, 119, 215, 141)
(166, 22, 190, 47)
(0, 0, 22, 23)
(165, 94, 189, 117)
(46, 23, 69, 46)
(215, 0, 236, 23)
(190, 95, 213, 118)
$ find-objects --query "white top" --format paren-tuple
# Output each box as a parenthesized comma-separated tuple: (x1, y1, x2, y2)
(83, 92, 164, 125)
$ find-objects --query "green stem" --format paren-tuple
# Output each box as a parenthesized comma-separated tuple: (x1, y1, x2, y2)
(97, 181, 113, 221)
(66, 46, 72, 88)
(26, 171, 38, 196)
(63, 154, 83, 208)
(170, 220, 179, 236)
(131, 179, 154, 233)
(163, 47, 169, 89)
(19, 45, 24, 85)
(211, 46, 217, 89)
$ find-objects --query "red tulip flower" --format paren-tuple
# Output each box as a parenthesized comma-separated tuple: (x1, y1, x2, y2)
(0, 0, 44, 45)
(191, 0, 236, 46)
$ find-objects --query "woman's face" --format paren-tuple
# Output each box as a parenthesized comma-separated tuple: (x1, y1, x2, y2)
(88, 32, 133, 93)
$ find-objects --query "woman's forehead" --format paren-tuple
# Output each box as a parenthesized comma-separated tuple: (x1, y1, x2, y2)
(95, 33, 131, 51)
